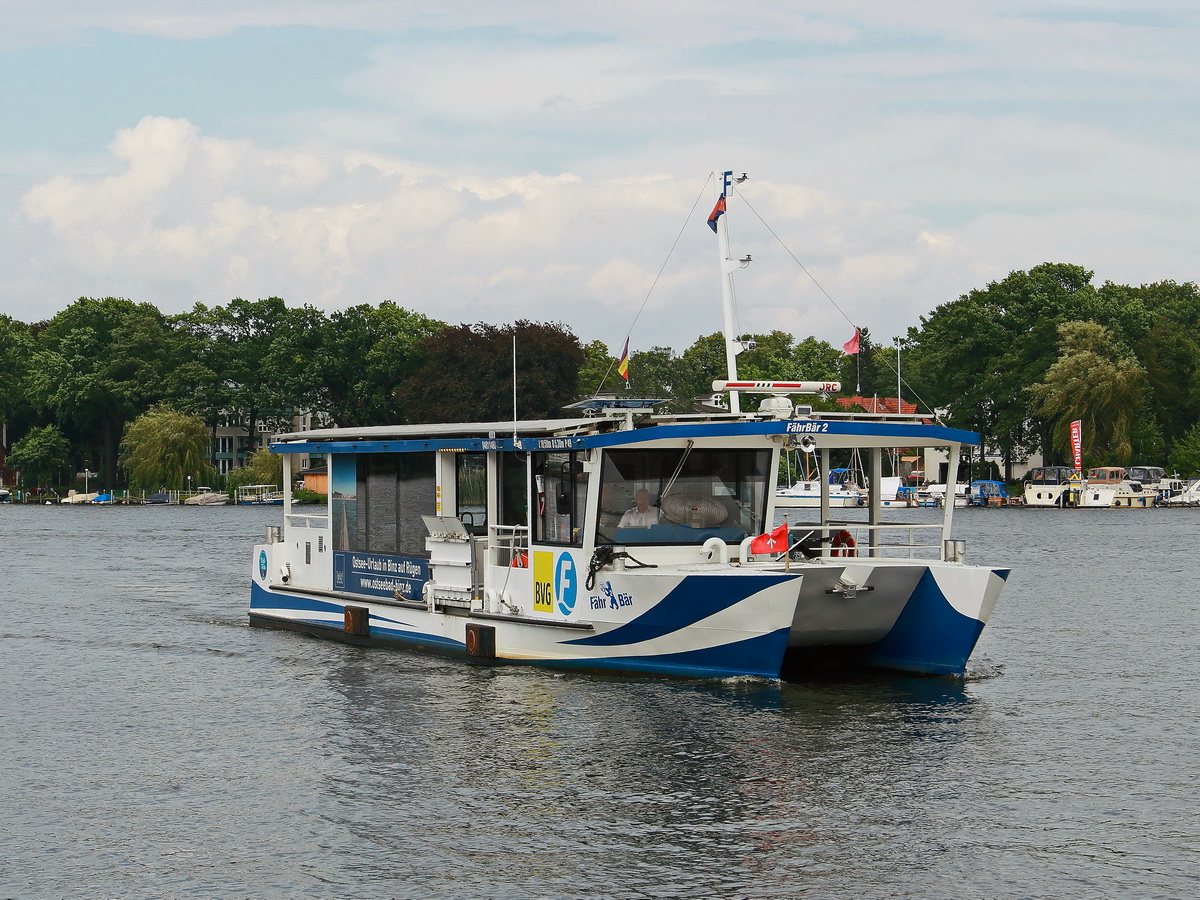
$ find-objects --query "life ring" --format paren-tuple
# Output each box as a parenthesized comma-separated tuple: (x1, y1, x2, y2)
(831, 529, 856, 557)
(511, 550, 528, 568)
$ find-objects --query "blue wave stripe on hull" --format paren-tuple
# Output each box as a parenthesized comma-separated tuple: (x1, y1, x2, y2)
(565, 574, 797, 647)
(249, 583, 787, 677)
(860, 569, 988, 675)
(541, 627, 792, 679)
(250, 582, 458, 648)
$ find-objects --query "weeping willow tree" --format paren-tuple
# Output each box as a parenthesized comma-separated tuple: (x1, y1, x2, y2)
(225, 448, 284, 493)
(1030, 321, 1146, 465)
(120, 406, 216, 491)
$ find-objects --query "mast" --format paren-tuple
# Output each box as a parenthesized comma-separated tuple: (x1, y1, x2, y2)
(714, 170, 751, 414)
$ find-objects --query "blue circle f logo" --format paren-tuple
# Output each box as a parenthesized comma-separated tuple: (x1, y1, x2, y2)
(555, 553, 578, 616)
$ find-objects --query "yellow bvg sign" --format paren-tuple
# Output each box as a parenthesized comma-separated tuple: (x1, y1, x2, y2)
(532, 551, 554, 613)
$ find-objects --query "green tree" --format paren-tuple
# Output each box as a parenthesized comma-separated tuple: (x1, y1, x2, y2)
(1168, 422, 1200, 476)
(905, 263, 1101, 475)
(670, 331, 843, 412)
(675, 332, 729, 403)
(312, 302, 445, 426)
(838, 326, 890, 397)
(25, 297, 182, 489)
(577, 339, 621, 397)
(627, 346, 684, 408)
(119, 406, 216, 491)
(7, 424, 70, 489)
(178, 297, 294, 454)
(401, 321, 584, 423)
(225, 448, 285, 493)
(1029, 321, 1146, 465)
(0, 314, 36, 451)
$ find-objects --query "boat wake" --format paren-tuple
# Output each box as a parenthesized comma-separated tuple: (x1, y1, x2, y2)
(962, 655, 1005, 680)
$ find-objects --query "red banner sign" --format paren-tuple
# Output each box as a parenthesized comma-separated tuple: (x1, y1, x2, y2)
(1070, 419, 1082, 471)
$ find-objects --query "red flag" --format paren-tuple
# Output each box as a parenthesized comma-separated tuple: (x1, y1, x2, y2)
(707, 194, 726, 232)
(750, 522, 788, 555)
(842, 328, 860, 355)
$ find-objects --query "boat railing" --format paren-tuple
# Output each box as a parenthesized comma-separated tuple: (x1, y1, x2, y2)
(488, 524, 530, 568)
(819, 521, 946, 560)
(287, 513, 329, 528)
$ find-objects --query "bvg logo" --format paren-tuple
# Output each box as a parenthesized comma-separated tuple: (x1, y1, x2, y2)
(532, 551, 554, 613)
(555, 553, 578, 616)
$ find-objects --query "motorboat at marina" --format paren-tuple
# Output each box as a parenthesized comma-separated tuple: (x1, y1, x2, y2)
(966, 480, 1009, 507)
(1077, 467, 1154, 508)
(1126, 466, 1187, 504)
(775, 467, 867, 509)
(1159, 478, 1200, 507)
(248, 169, 1010, 679)
(1022, 466, 1081, 507)
(236, 484, 284, 505)
(185, 488, 231, 506)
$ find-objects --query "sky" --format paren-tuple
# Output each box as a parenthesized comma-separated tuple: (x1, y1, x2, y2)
(2, 1, 1199, 357)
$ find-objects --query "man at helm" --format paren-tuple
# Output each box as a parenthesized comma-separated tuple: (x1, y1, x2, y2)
(619, 489, 659, 527)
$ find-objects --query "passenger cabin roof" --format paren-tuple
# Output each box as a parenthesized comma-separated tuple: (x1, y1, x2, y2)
(274, 417, 603, 443)
(270, 410, 979, 454)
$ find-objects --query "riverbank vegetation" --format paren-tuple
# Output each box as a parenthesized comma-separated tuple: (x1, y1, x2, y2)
(3, 261, 1200, 493)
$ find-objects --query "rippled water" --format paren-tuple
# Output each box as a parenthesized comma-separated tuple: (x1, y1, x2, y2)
(2, 504, 1197, 899)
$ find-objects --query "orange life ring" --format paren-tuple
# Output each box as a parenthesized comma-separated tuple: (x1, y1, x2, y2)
(511, 551, 528, 568)
(831, 529, 856, 557)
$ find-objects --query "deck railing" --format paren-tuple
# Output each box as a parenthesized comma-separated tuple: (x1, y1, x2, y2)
(287, 513, 329, 529)
(814, 521, 946, 560)
(488, 524, 530, 568)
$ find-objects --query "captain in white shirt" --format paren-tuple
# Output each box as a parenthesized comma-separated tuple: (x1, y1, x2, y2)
(619, 490, 660, 527)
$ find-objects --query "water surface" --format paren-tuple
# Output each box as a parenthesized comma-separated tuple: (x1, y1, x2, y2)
(1, 504, 1197, 898)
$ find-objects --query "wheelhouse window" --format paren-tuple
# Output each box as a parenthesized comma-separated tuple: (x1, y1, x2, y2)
(533, 450, 588, 546)
(597, 447, 770, 545)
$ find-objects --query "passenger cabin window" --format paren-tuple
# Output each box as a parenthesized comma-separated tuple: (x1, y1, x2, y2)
(597, 448, 770, 545)
(533, 451, 587, 546)
(455, 452, 487, 535)
(331, 452, 435, 557)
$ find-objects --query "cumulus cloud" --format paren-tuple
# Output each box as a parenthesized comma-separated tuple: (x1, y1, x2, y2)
(5, 3, 1200, 352)
(14, 115, 966, 345)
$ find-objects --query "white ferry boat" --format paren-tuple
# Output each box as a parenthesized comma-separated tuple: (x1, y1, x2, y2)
(248, 170, 1010, 678)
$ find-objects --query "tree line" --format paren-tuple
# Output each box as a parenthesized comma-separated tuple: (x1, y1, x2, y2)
(3, 260, 1200, 492)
